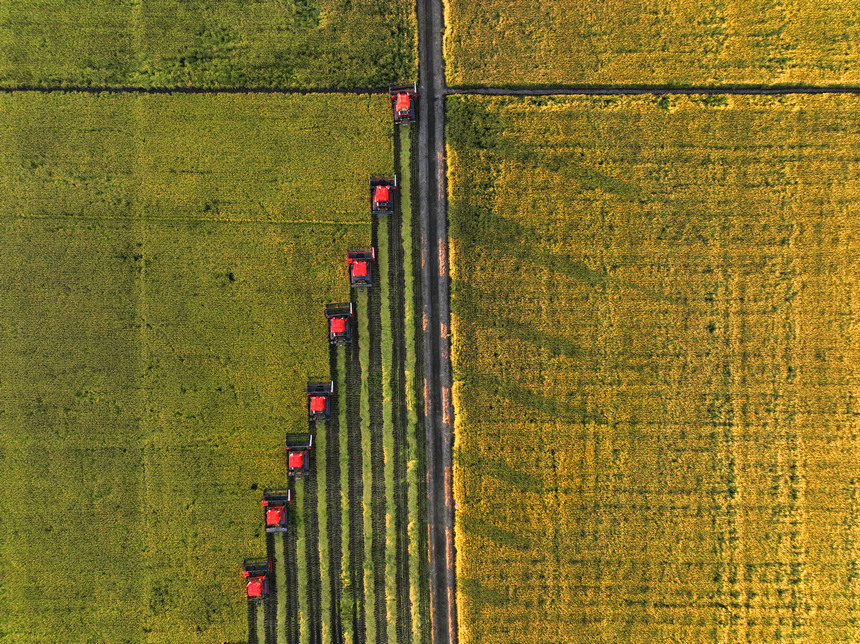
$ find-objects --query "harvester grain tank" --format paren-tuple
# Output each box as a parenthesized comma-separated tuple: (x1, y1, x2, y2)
(306, 381, 334, 422)
(389, 82, 417, 125)
(347, 247, 376, 288)
(260, 489, 291, 533)
(325, 302, 354, 345)
(369, 175, 396, 216)
(242, 558, 272, 600)
(285, 433, 313, 477)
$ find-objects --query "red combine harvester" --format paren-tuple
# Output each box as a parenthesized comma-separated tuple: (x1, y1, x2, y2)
(242, 558, 272, 600)
(347, 247, 376, 288)
(325, 302, 354, 345)
(306, 381, 334, 422)
(389, 82, 417, 125)
(285, 433, 313, 477)
(261, 489, 290, 533)
(369, 175, 396, 216)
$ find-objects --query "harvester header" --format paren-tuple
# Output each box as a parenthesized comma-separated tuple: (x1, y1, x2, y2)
(242, 557, 272, 600)
(285, 433, 313, 477)
(306, 381, 334, 422)
(325, 302, 354, 345)
(261, 489, 291, 533)
(389, 82, 417, 125)
(369, 175, 397, 216)
(347, 247, 376, 288)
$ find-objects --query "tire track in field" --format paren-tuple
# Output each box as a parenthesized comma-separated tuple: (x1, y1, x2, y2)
(416, 0, 457, 643)
(368, 214, 388, 642)
(390, 126, 414, 643)
(265, 533, 279, 644)
(347, 287, 366, 642)
(328, 346, 344, 644)
(248, 600, 259, 644)
(304, 425, 323, 644)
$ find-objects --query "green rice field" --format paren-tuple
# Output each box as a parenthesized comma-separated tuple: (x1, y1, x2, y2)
(0, 92, 389, 643)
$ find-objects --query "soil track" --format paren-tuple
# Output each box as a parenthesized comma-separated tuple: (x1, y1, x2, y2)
(347, 288, 366, 642)
(248, 601, 259, 644)
(265, 534, 278, 644)
(415, 1, 457, 643)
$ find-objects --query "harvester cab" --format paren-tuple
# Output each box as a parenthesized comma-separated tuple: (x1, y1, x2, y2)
(325, 302, 354, 345)
(261, 489, 291, 533)
(285, 433, 313, 477)
(306, 381, 334, 422)
(389, 82, 417, 125)
(347, 247, 376, 288)
(242, 558, 272, 600)
(369, 175, 396, 216)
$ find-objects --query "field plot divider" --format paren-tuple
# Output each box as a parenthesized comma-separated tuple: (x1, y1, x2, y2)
(358, 288, 376, 644)
(379, 194, 398, 644)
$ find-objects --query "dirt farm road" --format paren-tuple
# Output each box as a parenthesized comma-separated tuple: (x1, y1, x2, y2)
(415, 0, 458, 643)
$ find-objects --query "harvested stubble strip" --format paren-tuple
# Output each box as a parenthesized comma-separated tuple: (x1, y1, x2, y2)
(400, 129, 424, 643)
(276, 537, 287, 644)
(257, 601, 265, 644)
(358, 289, 377, 644)
(379, 210, 398, 644)
(317, 383, 332, 644)
(294, 483, 310, 644)
(338, 345, 353, 641)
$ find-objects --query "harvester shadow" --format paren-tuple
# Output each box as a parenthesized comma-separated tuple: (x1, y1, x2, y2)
(451, 201, 607, 289)
(462, 370, 608, 427)
(460, 578, 508, 608)
(451, 279, 586, 361)
(457, 445, 542, 495)
(460, 514, 530, 551)
(501, 142, 645, 202)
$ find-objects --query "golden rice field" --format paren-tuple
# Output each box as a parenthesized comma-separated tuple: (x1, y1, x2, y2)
(448, 94, 860, 643)
(444, 0, 860, 87)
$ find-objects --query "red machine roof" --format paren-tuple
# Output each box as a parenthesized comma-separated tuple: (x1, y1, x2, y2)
(247, 579, 264, 598)
(353, 261, 368, 277)
(289, 451, 305, 469)
(374, 185, 390, 202)
(395, 93, 411, 112)
(331, 318, 346, 334)
(266, 507, 285, 526)
(310, 396, 326, 412)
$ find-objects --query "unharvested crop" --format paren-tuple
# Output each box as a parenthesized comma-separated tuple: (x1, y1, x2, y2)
(0, 92, 390, 643)
(448, 94, 860, 643)
(444, 0, 860, 87)
(0, 0, 416, 89)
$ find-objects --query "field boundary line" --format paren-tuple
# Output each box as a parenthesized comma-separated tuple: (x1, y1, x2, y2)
(0, 85, 387, 95)
(448, 86, 860, 96)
